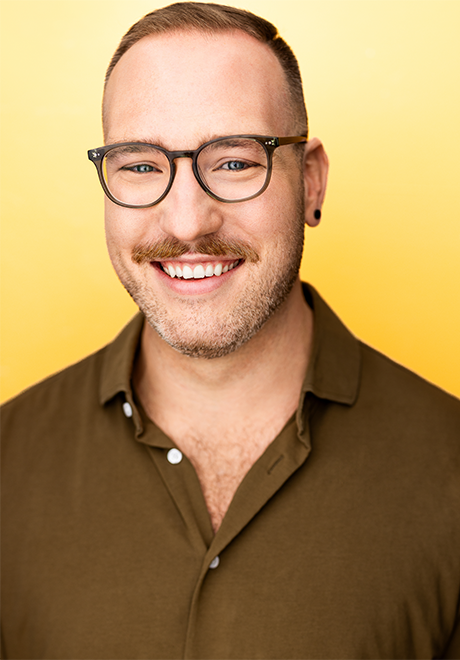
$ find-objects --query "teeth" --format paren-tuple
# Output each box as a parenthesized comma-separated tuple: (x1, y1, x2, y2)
(162, 260, 239, 279)
(193, 265, 205, 279)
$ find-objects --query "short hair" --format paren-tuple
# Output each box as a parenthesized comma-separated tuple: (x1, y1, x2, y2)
(104, 1, 308, 136)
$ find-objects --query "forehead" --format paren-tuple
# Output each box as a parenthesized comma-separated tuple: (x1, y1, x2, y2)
(103, 30, 292, 145)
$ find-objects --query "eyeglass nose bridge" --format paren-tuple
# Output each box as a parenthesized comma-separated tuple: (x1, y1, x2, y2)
(168, 150, 195, 162)
(163, 149, 213, 202)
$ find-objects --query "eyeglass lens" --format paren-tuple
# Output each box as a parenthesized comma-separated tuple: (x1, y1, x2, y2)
(101, 138, 269, 206)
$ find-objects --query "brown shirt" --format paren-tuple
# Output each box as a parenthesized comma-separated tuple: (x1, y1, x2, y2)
(2, 284, 460, 660)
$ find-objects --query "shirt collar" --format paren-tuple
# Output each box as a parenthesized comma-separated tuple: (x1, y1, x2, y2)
(98, 283, 361, 422)
(301, 283, 360, 405)
(99, 312, 144, 407)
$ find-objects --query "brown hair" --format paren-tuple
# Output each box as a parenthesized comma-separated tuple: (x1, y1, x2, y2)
(104, 2, 308, 135)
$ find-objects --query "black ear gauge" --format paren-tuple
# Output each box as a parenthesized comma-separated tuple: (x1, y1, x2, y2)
(314, 209, 321, 221)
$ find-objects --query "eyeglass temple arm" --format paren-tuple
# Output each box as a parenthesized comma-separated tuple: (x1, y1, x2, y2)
(277, 136, 308, 146)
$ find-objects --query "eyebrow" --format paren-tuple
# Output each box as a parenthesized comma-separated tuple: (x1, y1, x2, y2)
(104, 134, 263, 150)
(105, 137, 170, 149)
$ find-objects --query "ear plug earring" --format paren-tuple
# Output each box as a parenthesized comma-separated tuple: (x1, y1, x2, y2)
(314, 209, 321, 221)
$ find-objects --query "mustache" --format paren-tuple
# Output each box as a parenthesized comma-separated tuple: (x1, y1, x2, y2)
(132, 236, 260, 264)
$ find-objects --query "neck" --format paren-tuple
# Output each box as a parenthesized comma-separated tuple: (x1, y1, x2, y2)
(133, 279, 313, 430)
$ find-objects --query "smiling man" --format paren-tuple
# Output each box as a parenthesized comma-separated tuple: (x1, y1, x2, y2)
(2, 3, 460, 659)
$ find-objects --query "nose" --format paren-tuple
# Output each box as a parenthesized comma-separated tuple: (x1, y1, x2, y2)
(156, 157, 224, 243)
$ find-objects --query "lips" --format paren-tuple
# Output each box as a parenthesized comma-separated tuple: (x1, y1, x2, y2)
(159, 259, 241, 279)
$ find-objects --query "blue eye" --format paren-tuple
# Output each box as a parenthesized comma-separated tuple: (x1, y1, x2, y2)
(222, 160, 248, 171)
(126, 164, 155, 173)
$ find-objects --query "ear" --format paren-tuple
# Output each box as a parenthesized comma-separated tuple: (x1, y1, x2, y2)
(302, 138, 329, 227)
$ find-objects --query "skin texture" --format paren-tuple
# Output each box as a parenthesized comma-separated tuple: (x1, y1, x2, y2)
(104, 29, 329, 530)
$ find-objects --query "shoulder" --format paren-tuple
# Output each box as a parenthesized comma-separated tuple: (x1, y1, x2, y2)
(4, 346, 107, 407)
(349, 341, 460, 469)
(358, 340, 460, 418)
(1, 347, 109, 446)
(1, 313, 143, 438)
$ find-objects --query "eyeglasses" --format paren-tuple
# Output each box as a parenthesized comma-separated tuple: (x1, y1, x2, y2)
(87, 134, 307, 208)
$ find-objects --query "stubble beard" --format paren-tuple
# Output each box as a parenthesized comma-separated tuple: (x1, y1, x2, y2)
(114, 197, 306, 360)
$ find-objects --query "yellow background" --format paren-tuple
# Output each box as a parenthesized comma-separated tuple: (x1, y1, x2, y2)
(1, 0, 459, 402)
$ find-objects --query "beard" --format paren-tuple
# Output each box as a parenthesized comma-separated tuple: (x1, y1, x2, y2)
(113, 193, 306, 360)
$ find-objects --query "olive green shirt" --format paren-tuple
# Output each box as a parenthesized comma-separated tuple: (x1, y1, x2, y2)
(2, 284, 460, 659)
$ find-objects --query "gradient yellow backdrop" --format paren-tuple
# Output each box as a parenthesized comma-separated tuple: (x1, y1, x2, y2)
(1, 0, 459, 402)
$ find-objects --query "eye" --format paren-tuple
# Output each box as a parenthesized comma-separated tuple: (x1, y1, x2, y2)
(221, 160, 251, 171)
(124, 163, 155, 173)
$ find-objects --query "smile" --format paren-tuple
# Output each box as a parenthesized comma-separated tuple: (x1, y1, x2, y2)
(159, 260, 241, 280)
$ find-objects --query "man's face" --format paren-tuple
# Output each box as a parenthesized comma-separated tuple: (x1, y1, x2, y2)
(103, 30, 307, 358)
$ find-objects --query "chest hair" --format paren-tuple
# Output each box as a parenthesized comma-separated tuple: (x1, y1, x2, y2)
(174, 416, 291, 532)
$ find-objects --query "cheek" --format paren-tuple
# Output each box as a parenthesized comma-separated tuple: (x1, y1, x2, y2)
(234, 176, 302, 244)
(104, 199, 124, 246)
(104, 200, 154, 254)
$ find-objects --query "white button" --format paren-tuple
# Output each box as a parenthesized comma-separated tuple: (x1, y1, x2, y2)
(122, 402, 133, 418)
(167, 448, 183, 465)
(209, 556, 220, 569)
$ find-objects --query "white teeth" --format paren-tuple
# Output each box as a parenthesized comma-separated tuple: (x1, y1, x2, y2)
(193, 265, 205, 279)
(162, 260, 239, 279)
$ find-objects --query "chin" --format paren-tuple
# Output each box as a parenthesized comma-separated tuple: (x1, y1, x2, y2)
(147, 310, 268, 360)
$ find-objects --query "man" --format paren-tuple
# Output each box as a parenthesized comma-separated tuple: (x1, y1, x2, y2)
(1, 2, 459, 658)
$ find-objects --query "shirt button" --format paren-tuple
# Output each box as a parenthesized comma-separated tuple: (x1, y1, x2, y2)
(209, 556, 220, 569)
(122, 402, 133, 418)
(167, 448, 183, 465)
